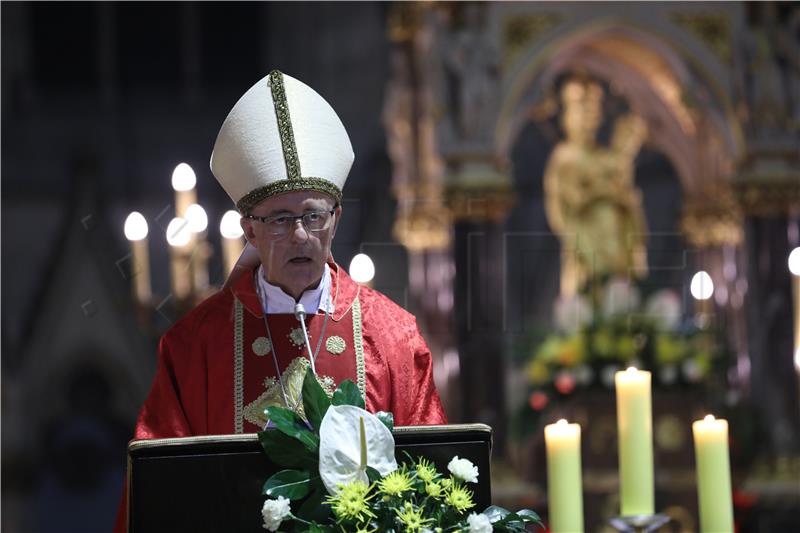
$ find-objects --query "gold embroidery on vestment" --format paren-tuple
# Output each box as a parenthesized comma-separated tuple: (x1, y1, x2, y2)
(234, 299, 244, 434)
(326, 335, 346, 355)
(288, 327, 307, 348)
(243, 357, 336, 429)
(352, 297, 366, 402)
(252, 336, 272, 356)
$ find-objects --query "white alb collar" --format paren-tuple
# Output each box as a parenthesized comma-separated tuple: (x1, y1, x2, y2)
(256, 264, 334, 315)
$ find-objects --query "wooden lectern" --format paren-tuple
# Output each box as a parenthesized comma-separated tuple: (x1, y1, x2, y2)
(127, 424, 492, 532)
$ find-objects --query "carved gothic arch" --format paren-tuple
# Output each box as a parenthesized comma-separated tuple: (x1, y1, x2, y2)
(494, 15, 745, 196)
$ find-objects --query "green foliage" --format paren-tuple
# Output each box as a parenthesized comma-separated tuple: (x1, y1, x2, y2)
(258, 429, 315, 468)
(265, 405, 320, 452)
(263, 469, 314, 500)
(302, 369, 331, 431)
(257, 368, 544, 532)
(331, 379, 364, 409)
(375, 411, 394, 432)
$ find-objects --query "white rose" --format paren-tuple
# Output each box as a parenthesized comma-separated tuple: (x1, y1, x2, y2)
(644, 289, 682, 330)
(447, 456, 479, 483)
(602, 278, 640, 317)
(261, 496, 291, 532)
(467, 512, 493, 533)
(554, 294, 593, 333)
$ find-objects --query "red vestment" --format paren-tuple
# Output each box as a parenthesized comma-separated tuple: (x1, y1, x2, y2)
(114, 261, 446, 531)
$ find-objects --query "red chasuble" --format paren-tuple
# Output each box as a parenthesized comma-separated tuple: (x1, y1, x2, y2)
(136, 260, 446, 438)
(115, 261, 446, 531)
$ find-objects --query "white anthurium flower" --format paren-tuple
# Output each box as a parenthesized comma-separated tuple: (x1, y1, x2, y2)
(318, 404, 398, 495)
(448, 456, 479, 483)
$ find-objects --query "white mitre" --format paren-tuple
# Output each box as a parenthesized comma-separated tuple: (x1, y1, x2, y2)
(210, 70, 354, 213)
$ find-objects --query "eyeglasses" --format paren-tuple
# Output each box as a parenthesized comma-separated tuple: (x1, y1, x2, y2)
(244, 208, 336, 237)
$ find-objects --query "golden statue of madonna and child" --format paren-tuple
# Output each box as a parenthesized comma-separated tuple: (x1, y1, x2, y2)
(544, 75, 649, 297)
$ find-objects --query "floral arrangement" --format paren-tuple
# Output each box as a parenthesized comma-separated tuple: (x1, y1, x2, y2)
(521, 280, 721, 399)
(508, 279, 731, 441)
(258, 368, 542, 532)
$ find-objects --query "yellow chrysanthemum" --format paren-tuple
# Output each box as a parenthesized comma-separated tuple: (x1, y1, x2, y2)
(425, 482, 442, 498)
(445, 483, 475, 513)
(378, 469, 414, 497)
(325, 480, 376, 524)
(395, 501, 433, 532)
(415, 458, 437, 483)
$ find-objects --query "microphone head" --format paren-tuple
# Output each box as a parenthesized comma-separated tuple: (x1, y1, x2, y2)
(294, 303, 307, 321)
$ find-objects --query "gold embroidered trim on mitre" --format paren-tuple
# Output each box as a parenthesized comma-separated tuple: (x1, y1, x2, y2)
(236, 178, 342, 213)
(352, 297, 366, 402)
(243, 357, 336, 429)
(325, 335, 346, 355)
(268, 70, 301, 180)
(233, 299, 245, 434)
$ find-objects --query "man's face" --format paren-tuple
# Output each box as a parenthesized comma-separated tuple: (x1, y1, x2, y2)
(241, 190, 341, 300)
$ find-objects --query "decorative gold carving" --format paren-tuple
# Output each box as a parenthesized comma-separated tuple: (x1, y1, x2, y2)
(501, 14, 562, 69)
(680, 185, 743, 247)
(393, 201, 452, 252)
(325, 335, 346, 355)
(670, 12, 732, 65)
(252, 336, 271, 357)
(243, 357, 336, 429)
(233, 299, 244, 434)
(386, 1, 426, 43)
(446, 184, 517, 224)
(734, 174, 800, 217)
(445, 158, 517, 223)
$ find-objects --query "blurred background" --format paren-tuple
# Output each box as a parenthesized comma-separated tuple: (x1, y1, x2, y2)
(2, 2, 798, 532)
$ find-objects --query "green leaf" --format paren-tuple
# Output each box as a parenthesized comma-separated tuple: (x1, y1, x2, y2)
(258, 429, 314, 468)
(515, 509, 543, 526)
(262, 469, 313, 500)
(375, 411, 394, 432)
(483, 505, 511, 523)
(302, 367, 331, 431)
(365, 465, 382, 484)
(296, 487, 330, 524)
(266, 406, 320, 452)
(331, 379, 364, 409)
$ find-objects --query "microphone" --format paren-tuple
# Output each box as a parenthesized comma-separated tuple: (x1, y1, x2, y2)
(294, 303, 316, 374)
